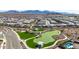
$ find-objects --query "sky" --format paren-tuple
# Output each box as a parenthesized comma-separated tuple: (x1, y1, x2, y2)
(0, 0, 79, 13)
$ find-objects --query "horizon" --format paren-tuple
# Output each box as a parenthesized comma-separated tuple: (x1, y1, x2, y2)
(0, 10, 79, 14)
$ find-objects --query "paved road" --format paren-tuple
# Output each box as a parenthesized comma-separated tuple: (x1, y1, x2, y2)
(2, 27, 22, 49)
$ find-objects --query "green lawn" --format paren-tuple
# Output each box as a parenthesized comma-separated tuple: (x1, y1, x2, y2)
(17, 32, 36, 40)
(43, 41, 55, 47)
(17, 30, 61, 48)
(26, 39, 55, 48)
(34, 30, 61, 44)
(26, 38, 37, 48)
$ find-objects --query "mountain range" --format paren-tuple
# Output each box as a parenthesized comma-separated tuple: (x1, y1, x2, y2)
(0, 10, 62, 14)
(0, 10, 79, 16)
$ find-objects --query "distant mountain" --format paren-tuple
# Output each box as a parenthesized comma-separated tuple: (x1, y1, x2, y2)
(0, 10, 62, 14)
(3, 10, 19, 13)
(0, 10, 79, 15)
(21, 10, 61, 14)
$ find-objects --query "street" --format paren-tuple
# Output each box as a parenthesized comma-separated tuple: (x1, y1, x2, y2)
(2, 27, 23, 49)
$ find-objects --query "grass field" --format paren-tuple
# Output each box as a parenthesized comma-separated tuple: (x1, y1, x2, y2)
(34, 30, 61, 44)
(17, 32, 36, 40)
(26, 38, 37, 48)
(17, 30, 61, 48)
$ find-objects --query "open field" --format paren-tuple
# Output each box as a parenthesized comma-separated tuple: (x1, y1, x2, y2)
(17, 32, 36, 40)
(26, 38, 37, 48)
(34, 30, 61, 44)
(26, 30, 61, 48)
